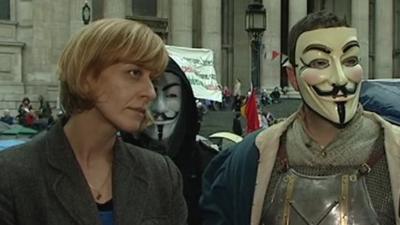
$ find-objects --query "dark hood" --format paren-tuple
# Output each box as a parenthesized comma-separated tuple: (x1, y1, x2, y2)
(121, 57, 199, 160)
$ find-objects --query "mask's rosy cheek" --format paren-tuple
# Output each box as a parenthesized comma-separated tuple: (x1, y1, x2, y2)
(301, 69, 329, 85)
(344, 65, 363, 83)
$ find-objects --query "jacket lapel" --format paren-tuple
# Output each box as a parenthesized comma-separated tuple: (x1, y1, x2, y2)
(44, 121, 100, 225)
(113, 140, 149, 225)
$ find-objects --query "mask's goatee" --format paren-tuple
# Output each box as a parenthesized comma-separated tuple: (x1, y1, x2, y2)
(157, 125, 163, 141)
(337, 102, 346, 124)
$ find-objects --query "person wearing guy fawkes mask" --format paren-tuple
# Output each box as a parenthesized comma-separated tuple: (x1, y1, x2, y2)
(200, 11, 400, 225)
(121, 57, 218, 225)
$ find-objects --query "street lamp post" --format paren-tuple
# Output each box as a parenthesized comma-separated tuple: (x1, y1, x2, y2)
(82, 1, 91, 25)
(245, 1, 266, 90)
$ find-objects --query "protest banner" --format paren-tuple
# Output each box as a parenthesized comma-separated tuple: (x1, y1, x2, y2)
(166, 45, 222, 102)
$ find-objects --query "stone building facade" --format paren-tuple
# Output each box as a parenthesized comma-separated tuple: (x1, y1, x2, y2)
(0, 0, 399, 113)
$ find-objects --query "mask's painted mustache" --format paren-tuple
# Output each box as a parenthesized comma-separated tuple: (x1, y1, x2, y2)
(312, 83, 358, 98)
(152, 112, 178, 121)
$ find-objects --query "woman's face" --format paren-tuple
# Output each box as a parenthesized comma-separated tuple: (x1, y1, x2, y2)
(90, 62, 156, 133)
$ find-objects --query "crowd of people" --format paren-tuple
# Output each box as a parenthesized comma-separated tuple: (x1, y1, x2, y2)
(0, 95, 54, 130)
(0, 10, 399, 225)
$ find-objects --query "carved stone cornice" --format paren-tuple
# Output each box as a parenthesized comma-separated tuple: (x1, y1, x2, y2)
(125, 15, 168, 34)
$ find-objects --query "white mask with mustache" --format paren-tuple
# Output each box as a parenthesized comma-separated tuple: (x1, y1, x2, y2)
(295, 27, 363, 125)
(144, 72, 182, 140)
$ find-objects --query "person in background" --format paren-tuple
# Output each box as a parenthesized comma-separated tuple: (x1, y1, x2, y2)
(232, 78, 242, 111)
(200, 11, 400, 225)
(269, 86, 281, 103)
(0, 109, 14, 125)
(196, 99, 207, 123)
(223, 85, 231, 109)
(17, 97, 32, 116)
(34, 95, 54, 130)
(121, 57, 218, 225)
(0, 18, 186, 225)
(259, 111, 269, 129)
(232, 113, 243, 136)
(38, 95, 53, 119)
(17, 97, 35, 126)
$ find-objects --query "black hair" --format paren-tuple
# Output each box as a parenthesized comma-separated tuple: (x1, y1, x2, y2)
(288, 11, 349, 66)
(22, 97, 30, 104)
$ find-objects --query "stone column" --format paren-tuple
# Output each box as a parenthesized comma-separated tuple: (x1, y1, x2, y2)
(260, 0, 281, 90)
(170, 0, 192, 47)
(201, 0, 222, 82)
(352, 0, 369, 79)
(103, 0, 125, 18)
(374, 0, 393, 79)
(232, 0, 250, 91)
(288, 0, 307, 30)
(69, 0, 86, 36)
(31, 0, 70, 84)
(158, 0, 169, 18)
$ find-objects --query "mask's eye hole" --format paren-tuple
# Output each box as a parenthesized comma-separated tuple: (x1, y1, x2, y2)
(342, 56, 359, 67)
(308, 58, 330, 69)
(166, 93, 178, 98)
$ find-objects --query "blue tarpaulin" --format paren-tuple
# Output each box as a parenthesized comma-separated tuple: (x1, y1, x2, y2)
(0, 139, 26, 151)
(360, 79, 400, 125)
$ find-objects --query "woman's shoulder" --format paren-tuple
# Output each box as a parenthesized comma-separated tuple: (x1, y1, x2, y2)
(121, 141, 181, 189)
(123, 141, 166, 161)
(121, 141, 178, 174)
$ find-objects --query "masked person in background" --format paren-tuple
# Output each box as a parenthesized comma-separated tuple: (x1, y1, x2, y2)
(200, 11, 400, 225)
(122, 57, 218, 225)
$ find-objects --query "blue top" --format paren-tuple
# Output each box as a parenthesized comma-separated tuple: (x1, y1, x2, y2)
(97, 200, 113, 225)
(99, 211, 113, 225)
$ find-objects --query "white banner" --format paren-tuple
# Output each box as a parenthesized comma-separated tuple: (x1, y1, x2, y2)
(166, 45, 222, 102)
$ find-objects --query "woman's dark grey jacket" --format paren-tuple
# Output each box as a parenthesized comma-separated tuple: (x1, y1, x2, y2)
(0, 119, 187, 225)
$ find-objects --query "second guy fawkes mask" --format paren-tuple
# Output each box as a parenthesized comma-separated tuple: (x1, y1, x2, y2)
(294, 27, 363, 126)
(144, 72, 182, 141)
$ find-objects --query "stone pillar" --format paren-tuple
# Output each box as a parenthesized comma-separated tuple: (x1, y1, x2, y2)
(158, 0, 169, 18)
(374, 0, 393, 79)
(201, 0, 222, 82)
(69, 0, 86, 35)
(170, 0, 192, 47)
(260, 0, 281, 90)
(352, 0, 369, 79)
(30, 0, 70, 84)
(103, 0, 125, 18)
(288, 0, 307, 30)
(232, 0, 250, 92)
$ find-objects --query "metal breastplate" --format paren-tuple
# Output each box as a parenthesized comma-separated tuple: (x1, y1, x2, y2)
(261, 169, 380, 225)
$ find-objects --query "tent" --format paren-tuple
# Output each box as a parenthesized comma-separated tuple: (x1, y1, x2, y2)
(0, 121, 11, 133)
(0, 139, 26, 151)
(360, 79, 400, 125)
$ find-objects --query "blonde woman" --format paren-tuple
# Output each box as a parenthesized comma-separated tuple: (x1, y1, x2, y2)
(0, 18, 187, 225)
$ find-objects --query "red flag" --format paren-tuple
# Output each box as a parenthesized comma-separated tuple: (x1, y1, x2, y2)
(245, 89, 260, 133)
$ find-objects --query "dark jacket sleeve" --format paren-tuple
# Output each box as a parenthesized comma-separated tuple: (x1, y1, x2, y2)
(200, 149, 234, 225)
(164, 156, 188, 225)
(200, 131, 261, 225)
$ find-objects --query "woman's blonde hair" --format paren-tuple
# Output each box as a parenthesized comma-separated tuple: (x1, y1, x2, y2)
(58, 18, 168, 115)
